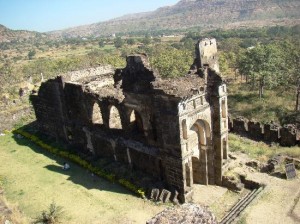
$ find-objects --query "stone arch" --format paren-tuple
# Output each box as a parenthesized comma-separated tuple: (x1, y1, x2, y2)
(128, 109, 144, 134)
(130, 110, 136, 123)
(92, 102, 103, 124)
(191, 119, 211, 145)
(109, 105, 122, 129)
(189, 119, 211, 185)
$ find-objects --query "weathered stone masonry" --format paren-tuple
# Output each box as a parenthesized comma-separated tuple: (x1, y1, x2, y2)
(30, 38, 228, 202)
(229, 116, 300, 147)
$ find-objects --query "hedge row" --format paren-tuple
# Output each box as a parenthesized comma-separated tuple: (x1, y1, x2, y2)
(12, 129, 146, 198)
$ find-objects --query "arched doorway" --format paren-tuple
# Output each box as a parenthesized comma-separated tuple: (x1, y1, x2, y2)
(189, 119, 211, 185)
(109, 105, 122, 129)
(129, 109, 144, 135)
(92, 102, 103, 124)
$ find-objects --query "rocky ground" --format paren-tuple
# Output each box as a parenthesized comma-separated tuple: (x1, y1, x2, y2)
(229, 153, 300, 224)
(211, 152, 300, 223)
(146, 203, 217, 224)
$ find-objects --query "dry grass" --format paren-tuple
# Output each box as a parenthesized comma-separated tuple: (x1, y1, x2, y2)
(0, 195, 27, 224)
(227, 82, 297, 124)
(229, 133, 300, 162)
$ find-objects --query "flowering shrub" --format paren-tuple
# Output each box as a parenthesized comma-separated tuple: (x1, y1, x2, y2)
(13, 129, 146, 198)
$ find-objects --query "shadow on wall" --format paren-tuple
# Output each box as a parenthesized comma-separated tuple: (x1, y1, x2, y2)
(11, 123, 136, 196)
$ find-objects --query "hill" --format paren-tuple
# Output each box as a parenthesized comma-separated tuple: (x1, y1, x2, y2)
(0, 24, 46, 43)
(48, 0, 300, 38)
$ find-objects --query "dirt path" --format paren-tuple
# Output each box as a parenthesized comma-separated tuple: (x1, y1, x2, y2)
(237, 170, 300, 224)
(227, 152, 300, 224)
(0, 134, 166, 223)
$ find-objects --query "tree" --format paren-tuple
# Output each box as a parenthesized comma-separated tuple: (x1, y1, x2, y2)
(141, 35, 151, 45)
(114, 37, 124, 48)
(182, 38, 195, 51)
(150, 46, 193, 78)
(127, 38, 136, 45)
(28, 49, 36, 60)
(238, 44, 283, 98)
(98, 39, 105, 48)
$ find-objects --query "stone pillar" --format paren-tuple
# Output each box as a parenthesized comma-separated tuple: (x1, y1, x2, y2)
(200, 145, 208, 185)
(213, 136, 223, 185)
(207, 143, 215, 185)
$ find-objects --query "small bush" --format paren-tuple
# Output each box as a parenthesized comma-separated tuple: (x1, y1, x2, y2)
(34, 202, 64, 224)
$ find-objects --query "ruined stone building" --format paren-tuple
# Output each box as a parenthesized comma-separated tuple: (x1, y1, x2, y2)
(31, 38, 228, 202)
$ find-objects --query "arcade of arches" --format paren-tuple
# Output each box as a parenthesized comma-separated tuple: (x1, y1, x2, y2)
(31, 39, 228, 203)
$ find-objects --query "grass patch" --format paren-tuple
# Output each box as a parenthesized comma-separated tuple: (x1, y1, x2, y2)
(0, 132, 165, 223)
(13, 128, 146, 198)
(229, 133, 300, 162)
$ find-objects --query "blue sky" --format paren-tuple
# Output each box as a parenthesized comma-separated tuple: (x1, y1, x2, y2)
(0, 0, 179, 32)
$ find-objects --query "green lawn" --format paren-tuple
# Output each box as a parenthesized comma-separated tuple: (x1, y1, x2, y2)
(0, 133, 165, 223)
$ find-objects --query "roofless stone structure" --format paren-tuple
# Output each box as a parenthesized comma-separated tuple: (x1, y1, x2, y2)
(30, 38, 228, 202)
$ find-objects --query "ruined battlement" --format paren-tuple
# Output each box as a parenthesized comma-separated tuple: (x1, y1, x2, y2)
(196, 38, 219, 73)
(229, 116, 300, 147)
(30, 39, 228, 203)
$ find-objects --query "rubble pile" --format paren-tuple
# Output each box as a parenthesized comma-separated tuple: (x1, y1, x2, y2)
(146, 203, 217, 224)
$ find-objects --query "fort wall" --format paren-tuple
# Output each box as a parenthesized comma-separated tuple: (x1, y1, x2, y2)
(228, 116, 300, 147)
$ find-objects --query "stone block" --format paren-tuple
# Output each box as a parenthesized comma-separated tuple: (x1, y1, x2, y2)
(232, 117, 248, 136)
(222, 176, 244, 192)
(248, 120, 263, 141)
(170, 189, 179, 204)
(150, 188, 160, 201)
(280, 124, 297, 146)
(159, 189, 171, 203)
(264, 123, 280, 143)
(293, 159, 300, 170)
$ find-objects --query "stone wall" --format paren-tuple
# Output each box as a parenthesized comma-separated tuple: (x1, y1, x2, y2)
(31, 41, 228, 203)
(228, 116, 300, 147)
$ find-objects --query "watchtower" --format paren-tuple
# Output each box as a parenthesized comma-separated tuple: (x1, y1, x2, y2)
(196, 38, 219, 73)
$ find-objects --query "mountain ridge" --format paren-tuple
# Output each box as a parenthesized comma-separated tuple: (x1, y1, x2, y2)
(1, 0, 300, 42)
(47, 0, 300, 38)
(0, 24, 46, 43)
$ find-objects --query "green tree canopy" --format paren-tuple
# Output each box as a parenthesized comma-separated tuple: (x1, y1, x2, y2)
(150, 46, 193, 78)
(238, 44, 284, 98)
(28, 49, 36, 60)
(127, 38, 136, 45)
(114, 37, 124, 48)
(98, 39, 105, 48)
